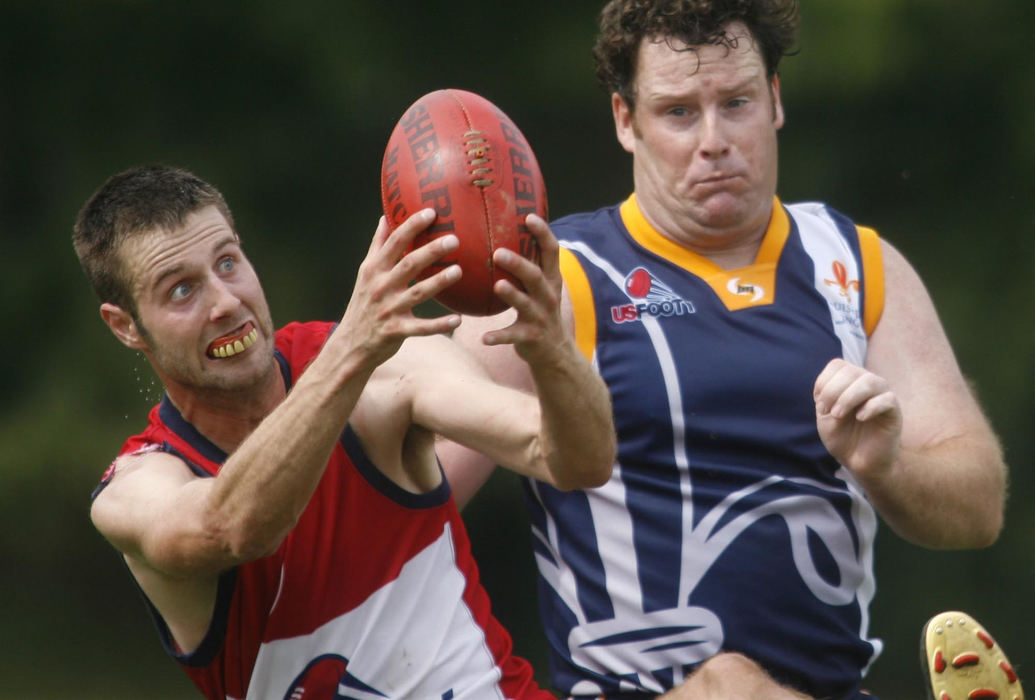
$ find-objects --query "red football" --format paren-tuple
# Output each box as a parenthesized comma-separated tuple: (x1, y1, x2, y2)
(380, 89, 548, 315)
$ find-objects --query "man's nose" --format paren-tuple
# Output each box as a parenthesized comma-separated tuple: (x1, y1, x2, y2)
(698, 111, 731, 159)
(208, 277, 242, 321)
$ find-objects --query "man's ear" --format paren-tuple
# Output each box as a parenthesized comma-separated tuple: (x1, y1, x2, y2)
(771, 73, 785, 129)
(612, 92, 636, 154)
(100, 303, 147, 350)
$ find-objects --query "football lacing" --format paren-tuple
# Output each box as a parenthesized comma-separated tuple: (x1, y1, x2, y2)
(463, 130, 494, 187)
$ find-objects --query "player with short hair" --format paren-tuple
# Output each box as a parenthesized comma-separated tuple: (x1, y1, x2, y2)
(439, 1, 1011, 698)
(76, 164, 615, 699)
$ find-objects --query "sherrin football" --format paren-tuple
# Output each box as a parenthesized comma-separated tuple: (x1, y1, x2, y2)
(380, 89, 548, 316)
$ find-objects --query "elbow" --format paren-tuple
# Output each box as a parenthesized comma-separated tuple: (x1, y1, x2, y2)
(200, 482, 310, 566)
(549, 436, 616, 492)
(585, 460, 615, 489)
(227, 533, 284, 564)
(923, 514, 1002, 551)
(912, 488, 1005, 551)
(553, 464, 612, 492)
(970, 488, 1007, 549)
(964, 457, 1008, 549)
(965, 436, 1010, 548)
(896, 438, 1008, 550)
(585, 437, 618, 489)
(226, 519, 291, 563)
(973, 520, 1003, 549)
(141, 519, 283, 579)
(203, 510, 291, 567)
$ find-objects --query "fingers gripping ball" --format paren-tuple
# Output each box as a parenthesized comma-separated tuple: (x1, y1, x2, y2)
(381, 89, 548, 316)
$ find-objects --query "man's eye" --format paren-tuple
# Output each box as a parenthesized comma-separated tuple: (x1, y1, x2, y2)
(170, 283, 191, 301)
(727, 98, 747, 109)
(219, 257, 236, 273)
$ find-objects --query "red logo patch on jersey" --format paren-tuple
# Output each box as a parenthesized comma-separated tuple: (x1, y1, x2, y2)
(612, 267, 696, 324)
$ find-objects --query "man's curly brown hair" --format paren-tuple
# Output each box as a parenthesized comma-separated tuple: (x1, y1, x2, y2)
(593, 0, 799, 109)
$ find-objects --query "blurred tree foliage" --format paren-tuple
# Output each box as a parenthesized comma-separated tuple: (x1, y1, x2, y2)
(0, 1, 1031, 698)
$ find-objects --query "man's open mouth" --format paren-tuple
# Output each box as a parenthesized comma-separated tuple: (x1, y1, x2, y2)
(207, 322, 258, 359)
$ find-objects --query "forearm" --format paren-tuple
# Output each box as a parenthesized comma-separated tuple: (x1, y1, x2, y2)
(413, 333, 613, 493)
(98, 333, 375, 577)
(205, 331, 374, 561)
(862, 430, 1006, 549)
(435, 215, 615, 491)
(854, 241, 1007, 549)
(529, 342, 615, 490)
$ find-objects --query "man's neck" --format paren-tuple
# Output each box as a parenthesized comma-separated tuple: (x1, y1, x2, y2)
(681, 232, 766, 270)
(636, 196, 774, 271)
(163, 368, 286, 454)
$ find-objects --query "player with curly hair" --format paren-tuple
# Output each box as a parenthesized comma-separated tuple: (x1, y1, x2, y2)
(441, 2, 1013, 698)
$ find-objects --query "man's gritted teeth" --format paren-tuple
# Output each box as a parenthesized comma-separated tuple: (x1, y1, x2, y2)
(207, 323, 258, 359)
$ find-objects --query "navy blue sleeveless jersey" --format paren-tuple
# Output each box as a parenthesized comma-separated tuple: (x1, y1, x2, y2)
(529, 195, 886, 699)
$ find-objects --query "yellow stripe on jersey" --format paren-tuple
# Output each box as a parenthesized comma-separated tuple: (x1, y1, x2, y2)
(619, 194, 791, 311)
(559, 247, 596, 362)
(857, 225, 884, 336)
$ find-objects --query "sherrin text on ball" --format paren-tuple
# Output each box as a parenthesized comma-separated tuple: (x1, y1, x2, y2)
(380, 88, 548, 315)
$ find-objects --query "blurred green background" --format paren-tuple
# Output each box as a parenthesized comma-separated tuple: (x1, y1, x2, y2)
(1, 1, 1032, 698)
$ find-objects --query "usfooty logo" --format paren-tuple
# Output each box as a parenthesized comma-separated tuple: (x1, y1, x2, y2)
(611, 267, 695, 324)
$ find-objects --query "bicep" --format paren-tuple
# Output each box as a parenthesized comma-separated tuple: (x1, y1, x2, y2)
(91, 452, 218, 574)
(865, 240, 992, 448)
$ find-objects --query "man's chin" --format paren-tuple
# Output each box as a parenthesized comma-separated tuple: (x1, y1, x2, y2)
(692, 203, 749, 232)
(184, 349, 277, 396)
(689, 191, 767, 231)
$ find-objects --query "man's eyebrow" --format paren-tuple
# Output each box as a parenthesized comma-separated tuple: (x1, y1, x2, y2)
(151, 263, 187, 294)
(729, 75, 756, 91)
(714, 71, 763, 96)
(213, 235, 240, 253)
(645, 72, 761, 103)
(149, 234, 240, 293)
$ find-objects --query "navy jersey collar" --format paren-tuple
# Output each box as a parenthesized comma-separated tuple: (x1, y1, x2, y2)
(157, 349, 292, 464)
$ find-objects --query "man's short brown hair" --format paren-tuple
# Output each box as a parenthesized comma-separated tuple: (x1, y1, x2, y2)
(73, 165, 235, 316)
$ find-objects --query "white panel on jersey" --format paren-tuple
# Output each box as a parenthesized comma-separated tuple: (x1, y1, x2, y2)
(246, 523, 505, 700)
(790, 202, 868, 366)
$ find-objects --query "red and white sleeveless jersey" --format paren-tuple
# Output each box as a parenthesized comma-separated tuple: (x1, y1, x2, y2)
(98, 321, 550, 700)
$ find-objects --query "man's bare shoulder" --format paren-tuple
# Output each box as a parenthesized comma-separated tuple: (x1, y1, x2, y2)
(91, 449, 198, 545)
